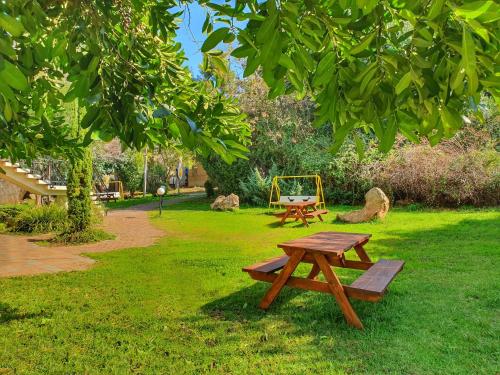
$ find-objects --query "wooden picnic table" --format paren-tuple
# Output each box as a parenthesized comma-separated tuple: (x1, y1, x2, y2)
(243, 231, 404, 329)
(274, 201, 328, 227)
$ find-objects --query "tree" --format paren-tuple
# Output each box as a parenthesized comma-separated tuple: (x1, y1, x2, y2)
(0, 0, 250, 163)
(201, 0, 499, 153)
(66, 148, 93, 232)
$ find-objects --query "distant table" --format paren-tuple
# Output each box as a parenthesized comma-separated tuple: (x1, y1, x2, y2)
(243, 232, 405, 329)
(274, 201, 328, 227)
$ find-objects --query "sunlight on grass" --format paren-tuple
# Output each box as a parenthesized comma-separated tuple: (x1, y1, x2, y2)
(0, 201, 498, 373)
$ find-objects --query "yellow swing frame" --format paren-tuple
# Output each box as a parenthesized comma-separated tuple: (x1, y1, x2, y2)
(268, 175, 326, 210)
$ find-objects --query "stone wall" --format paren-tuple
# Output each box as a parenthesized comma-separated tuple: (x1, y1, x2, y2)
(0, 179, 26, 204)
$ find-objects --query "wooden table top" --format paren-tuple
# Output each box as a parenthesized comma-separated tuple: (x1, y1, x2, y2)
(280, 200, 317, 207)
(278, 231, 371, 256)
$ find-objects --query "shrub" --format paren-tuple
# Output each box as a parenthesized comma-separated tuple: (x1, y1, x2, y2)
(51, 228, 115, 245)
(374, 146, 499, 207)
(10, 204, 68, 233)
(67, 149, 93, 232)
(204, 180, 216, 198)
(239, 167, 276, 206)
(114, 151, 143, 195)
(0, 204, 29, 225)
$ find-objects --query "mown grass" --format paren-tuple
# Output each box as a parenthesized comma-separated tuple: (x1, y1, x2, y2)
(0, 201, 498, 374)
(104, 192, 185, 210)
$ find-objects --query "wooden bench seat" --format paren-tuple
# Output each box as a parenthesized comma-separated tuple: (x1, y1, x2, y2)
(304, 209, 328, 217)
(348, 259, 404, 299)
(243, 255, 290, 274)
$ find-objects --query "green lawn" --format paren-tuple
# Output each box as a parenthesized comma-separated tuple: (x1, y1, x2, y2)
(0, 201, 498, 374)
(103, 192, 184, 209)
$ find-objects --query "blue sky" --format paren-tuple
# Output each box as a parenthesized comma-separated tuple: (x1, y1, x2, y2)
(174, 2, 246, 77)
(174, 3, 207, 77)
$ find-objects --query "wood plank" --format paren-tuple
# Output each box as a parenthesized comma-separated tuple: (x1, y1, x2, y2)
(242, 255, 290, 274)
(278, 232, 371, 256)
(258, 250, 305, 310)
(304, 209, 328, 217)
(354, 244, 372, 262)
(313, 253, 364, 329)
(247, 271, 382, 302)
(349, 259, 404, 295)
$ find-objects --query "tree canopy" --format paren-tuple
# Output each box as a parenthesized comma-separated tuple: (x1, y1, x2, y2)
(0, 0, 250, 163)
(1, 0, 498, 161)
(201, 0, 499, 152)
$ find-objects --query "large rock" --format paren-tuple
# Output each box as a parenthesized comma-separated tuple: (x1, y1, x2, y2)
(337, 187, 389, 223)
(210, 194, 240, 211)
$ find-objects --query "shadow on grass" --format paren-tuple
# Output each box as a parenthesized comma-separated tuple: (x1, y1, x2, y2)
(0, 303, 46, 324)
(197, 215, 499, 336)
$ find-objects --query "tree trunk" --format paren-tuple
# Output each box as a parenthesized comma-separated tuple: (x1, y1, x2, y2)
(66, 148, 93, 232)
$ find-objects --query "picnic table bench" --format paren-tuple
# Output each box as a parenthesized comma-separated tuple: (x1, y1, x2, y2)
(243, 232, 404, 329)
(274, 201, 328, 227)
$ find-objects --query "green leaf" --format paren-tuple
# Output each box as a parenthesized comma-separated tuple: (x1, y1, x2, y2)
(350, 32, 376, 55)
(80, 107, 100, 129)
(278, 54, 295, 71)
(454, 1, 493, 19)
(0, 60, 28, 90)
(379, 118, 397, 153)
(427, 0, 446, 20)
(231, 44, 254, 58)
(450, 60, 465, 90)
(0, 39, 16, 57)
(330, 121, 355, 154)
(243, 55, 260, 77)
(0, 13, 25, 37)
(465, 19, 490, 43)
(3, 100, 12, 122)
(440, 106, 463, 135)
(353, 134, 365, 159)
(395, 72, 412, 94)
(462, 27, 478, 94)
(201, 27, 230, 52)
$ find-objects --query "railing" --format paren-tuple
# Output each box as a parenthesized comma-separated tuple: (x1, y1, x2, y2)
(20, 158, 69, 187)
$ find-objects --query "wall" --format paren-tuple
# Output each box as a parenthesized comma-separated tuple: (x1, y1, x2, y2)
(0, 179, 26, 204)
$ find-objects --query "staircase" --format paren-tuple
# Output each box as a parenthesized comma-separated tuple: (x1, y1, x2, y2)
(0, 159, 66, 196)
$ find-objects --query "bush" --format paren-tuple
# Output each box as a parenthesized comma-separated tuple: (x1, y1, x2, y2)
(10, 204, 68, 233)
(114, 151, 143, 195)
(375, 146, 500, 207)
(51, 228, 115, 245)
(0, 204, 29, 225)
(204, 180, 216, 198)
(238, 167, 275, 206)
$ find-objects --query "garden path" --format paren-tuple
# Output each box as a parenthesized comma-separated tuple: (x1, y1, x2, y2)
(0, 194, 201, 278)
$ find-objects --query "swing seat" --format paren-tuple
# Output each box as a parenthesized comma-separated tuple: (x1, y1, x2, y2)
(278, 195, 316, 203)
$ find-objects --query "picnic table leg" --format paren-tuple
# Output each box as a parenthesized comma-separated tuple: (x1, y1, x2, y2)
(280, 206, 292, 225)
(313, 253, 364, 329)
(296, 208, 309, 227)
(354, 244, 372, 263)
(259, 250, 305, 310)
(307, 263, 320, 280)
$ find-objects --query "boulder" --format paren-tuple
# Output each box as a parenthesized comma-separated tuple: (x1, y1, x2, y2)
(210, 194, 240, 211)
(337, 187, 389, 223)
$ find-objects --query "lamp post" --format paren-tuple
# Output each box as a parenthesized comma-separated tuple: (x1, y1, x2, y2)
(157, 185, 166, 216)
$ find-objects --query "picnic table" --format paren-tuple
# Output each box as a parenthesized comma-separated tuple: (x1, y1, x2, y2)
(274, 201, 328, 227)
(243, 232, 404, 329)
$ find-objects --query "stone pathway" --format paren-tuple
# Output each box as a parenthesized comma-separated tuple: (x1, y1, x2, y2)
(0, 194, 202, 278)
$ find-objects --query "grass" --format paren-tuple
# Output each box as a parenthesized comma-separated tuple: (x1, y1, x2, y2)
(104, 192, 186, 210)
(0, 201, 498, 374)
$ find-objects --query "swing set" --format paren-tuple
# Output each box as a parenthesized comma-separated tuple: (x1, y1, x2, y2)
(268, 175, 326, 210)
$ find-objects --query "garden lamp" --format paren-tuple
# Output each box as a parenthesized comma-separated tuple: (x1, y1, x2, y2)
(157, 185, 166, 216)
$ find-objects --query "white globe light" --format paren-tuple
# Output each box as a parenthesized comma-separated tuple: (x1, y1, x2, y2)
(157, 186, 166, 196)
